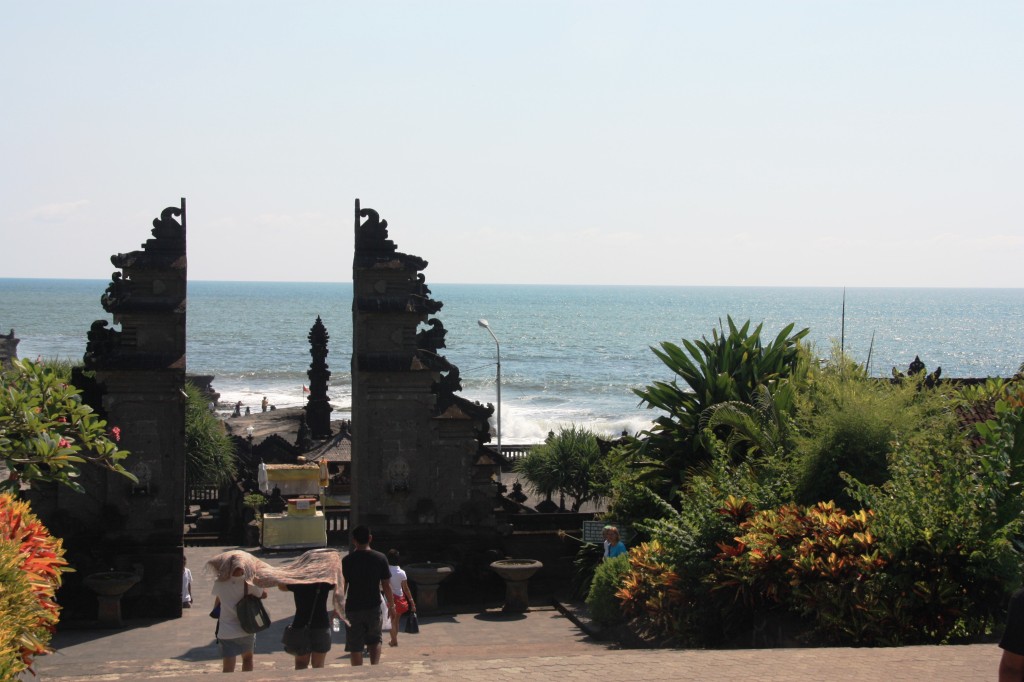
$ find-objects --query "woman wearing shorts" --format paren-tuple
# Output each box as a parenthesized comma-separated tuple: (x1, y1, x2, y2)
(210, 557, 268, 673)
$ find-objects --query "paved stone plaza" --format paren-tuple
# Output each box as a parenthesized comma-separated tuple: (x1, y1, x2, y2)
(32, 545, 1000, 681)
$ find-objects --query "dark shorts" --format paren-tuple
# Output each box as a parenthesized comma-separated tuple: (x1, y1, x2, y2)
(344, 607, 383, 652)
(282, 626, 332, 656)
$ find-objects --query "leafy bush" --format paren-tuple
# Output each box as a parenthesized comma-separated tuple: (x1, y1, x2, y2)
(0, 493, 68, 678)
(791, 356, 956, 508)
(844, 396, 1024, 643)
(713, 501, 888, 644)
(616, 540, 686, 643)
(586, 554, 630, 626)
(0, 358, 132, 493)
(184, 383, 236, 487)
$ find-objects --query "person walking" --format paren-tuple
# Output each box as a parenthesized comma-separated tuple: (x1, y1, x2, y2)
(208, 552, 268, 673)
(278, 548, 345, 670)
(386, 549, 416, 647)
(341, 526, 395, 666)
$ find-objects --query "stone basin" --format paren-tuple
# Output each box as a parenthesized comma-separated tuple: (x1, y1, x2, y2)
(490, 559, 543, 613)
(404, 562, 454, 613)
(404, 562, 454, 586)
(83, 571, 141, 597)
(489, 559, 542, 582)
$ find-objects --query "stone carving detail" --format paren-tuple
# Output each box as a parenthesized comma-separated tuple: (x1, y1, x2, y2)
(0, 328, 19, 370)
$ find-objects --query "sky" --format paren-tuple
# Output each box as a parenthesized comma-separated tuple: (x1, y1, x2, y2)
(2, 2, 1022, 287)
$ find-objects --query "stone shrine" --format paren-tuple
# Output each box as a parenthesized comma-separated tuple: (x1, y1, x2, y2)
(350, 200, 499, 542)
(32, 200, 188, 620)
(305, 315, 332, 439)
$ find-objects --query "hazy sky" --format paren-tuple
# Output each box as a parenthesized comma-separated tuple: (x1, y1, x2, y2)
(3, 2, 1021, 287)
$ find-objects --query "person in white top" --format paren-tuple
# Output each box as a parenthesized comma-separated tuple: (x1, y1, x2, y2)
(210, 561, 268, 672)
(385, 549, 416, 647)
(182, 556, 193, 608)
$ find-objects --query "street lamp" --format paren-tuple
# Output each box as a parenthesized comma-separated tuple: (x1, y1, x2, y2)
(477, 319, 501, 459)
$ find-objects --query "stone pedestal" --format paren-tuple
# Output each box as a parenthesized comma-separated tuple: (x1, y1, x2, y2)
(405, 562, 454, 613)
(84, 572, 141, 627)
(490, 559, 543, 613)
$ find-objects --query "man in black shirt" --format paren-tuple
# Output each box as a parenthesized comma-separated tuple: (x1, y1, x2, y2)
(341, 525, 395, 666)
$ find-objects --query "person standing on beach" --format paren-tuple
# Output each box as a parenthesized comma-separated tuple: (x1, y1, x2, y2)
(341, 526, 395, 666)
(261, 396, 268, 412)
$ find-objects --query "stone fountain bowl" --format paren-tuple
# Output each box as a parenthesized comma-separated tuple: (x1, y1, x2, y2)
(83, 571, 141, 597)
(404, 562, 455, 586)
(489, 559, 543, 582)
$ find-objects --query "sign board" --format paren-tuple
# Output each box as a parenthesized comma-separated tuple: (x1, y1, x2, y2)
(582, 520, 635, 545)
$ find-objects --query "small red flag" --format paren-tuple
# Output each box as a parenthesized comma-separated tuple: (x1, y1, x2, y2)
(302, 385, 310, 393)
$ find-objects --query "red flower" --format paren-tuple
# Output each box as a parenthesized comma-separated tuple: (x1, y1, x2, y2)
(58, 438, 69, 449)
(111, 426, 121, 442)
(56, 416, 67, 423)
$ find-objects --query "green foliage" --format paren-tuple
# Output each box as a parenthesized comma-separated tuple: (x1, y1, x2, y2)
(844, 398, 1024, 642)
(713, 501, 889, 644)
(0, 493, 69, 677)
(184, 383, 237, 487)
(628, 317, 809, 501)
(586, 554, 630, 626)
(514, 425, 611, 512)
(791, 354, 957, 508)
(0, 358, 133, 494)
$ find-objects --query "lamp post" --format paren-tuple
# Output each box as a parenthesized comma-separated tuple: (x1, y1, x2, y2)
(477, 319, 501, 461)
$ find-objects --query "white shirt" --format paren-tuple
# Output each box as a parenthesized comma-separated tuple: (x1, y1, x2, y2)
(182, 567, 193, 604)
(389, 565, 407, 595)
(211, 576, 256, 640)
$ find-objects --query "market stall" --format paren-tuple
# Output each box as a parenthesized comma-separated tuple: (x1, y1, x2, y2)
(259, 463, 327, 550)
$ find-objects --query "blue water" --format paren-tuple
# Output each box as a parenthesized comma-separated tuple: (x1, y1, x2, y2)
(2, 279, 1022, 442)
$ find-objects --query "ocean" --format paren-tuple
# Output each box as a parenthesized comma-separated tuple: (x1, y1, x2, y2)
(2, 279, 1022, 443)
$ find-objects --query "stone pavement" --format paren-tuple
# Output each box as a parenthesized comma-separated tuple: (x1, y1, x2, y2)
(32, 545, 1001, 681)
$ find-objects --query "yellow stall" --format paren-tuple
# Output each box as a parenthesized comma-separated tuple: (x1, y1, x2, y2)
(259, 463, 327, 550)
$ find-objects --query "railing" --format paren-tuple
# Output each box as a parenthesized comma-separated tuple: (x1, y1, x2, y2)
(187, 484, 220, 508)
(325, 507, 350, 543)
(497, 444, 534, 463)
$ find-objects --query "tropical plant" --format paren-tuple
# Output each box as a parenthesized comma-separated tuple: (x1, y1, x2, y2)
(0, 358, 133, 494)
(615, 539, 686, 642)
(627, 317, 809, 502)
(586, 553, 630, 626)
(790, 353, 957, 508)
(844, 397, 1024, 643)
(184, 382, 237, 487)
(0, 493, 69, 678)
(514, 425, 612, 512)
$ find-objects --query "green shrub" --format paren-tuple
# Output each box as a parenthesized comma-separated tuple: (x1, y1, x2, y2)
(184, 383, 236, 487)
(586, 554, 630, 626)
(0, 493, 68, 678)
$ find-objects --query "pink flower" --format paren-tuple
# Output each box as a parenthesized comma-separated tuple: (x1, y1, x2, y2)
(56, 417, 67, 423)
(58, 438, 69, 448)
(111, 426, 121, 442)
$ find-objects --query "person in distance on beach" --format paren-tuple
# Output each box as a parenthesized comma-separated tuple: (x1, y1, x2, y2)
(341, 526, 395, 665)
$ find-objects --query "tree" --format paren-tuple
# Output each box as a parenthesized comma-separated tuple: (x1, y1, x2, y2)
(184, 383, 236, 487)
(514, 425, 611, 512)
(0, 358, 132, 494)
